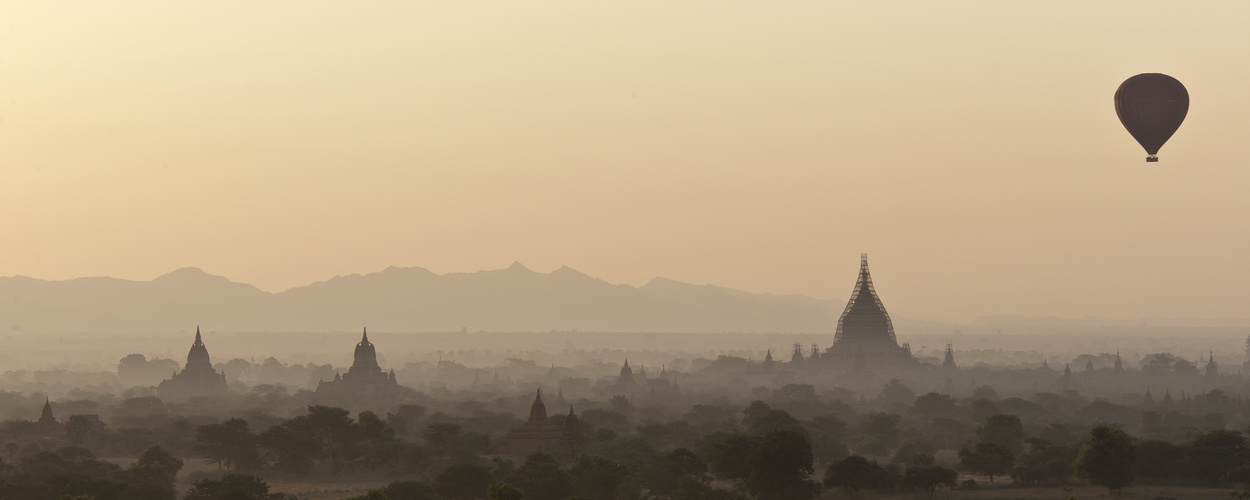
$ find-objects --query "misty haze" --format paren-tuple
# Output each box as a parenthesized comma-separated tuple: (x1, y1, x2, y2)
(0, 2, 1247, 500)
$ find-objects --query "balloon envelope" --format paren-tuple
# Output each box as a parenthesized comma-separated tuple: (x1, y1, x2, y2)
(1114, 73, 1188, 162)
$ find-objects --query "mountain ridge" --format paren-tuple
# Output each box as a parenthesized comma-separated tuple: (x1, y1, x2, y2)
(0, 264, 843, 334)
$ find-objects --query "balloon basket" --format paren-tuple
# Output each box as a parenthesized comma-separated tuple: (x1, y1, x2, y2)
(1146, 155, 1158, 162)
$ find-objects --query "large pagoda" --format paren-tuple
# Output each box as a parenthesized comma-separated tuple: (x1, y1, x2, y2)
(316, 328, 400, 406)
(157, 327, 229, 400)
(824, 254, 913, 363)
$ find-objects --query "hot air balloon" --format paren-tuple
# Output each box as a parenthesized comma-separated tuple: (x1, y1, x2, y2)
(1114, 73, 1188, 162)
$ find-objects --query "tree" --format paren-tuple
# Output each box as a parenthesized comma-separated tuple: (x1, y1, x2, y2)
(1133, 440, 1184, 480)
(258, 418, 320, 475)
(697, 432, 759, 485)
(133, 444, 183, 480)
(857, 412, 901, 455)
(975, 414, 1025, 455)
(890, 439, 936, 465)
(1073, 424, 1136, 493)
(741, 402, 804, 436)
(342, 492, 388, 500)
(879, 379, 915, 409)
(358, 410, 395, 444)
(968, 399, 999, 422)
(184, 473, 297, 500)
(195, 418, 261, 472)
(774, 384, 819, 403)
(1187, 429, 1249, 484)
(972, 385, 998, 400)
(683, 404, 739, 435)
(435, 463, 492, 500)
(609, 395, 636, 418)
(304, 405, 361, 470)
(570, 454, 630, 500)
(510, 452, 570, 500)
(65, 414, 94, 447)
(911, 392, 957, 418)
(385, 404, 428, 435)
(901, 455, 958, 498)
(958, 442, 1014, 484)
(488, 483, 525, 500)
(422, 422, 464, 456)
(747, 429, 819, 500)
(1013, 438, 1078, 485)
(580, 409, 631, 435)
(381, 480, 440, 500)
(824, 455, 893, 492)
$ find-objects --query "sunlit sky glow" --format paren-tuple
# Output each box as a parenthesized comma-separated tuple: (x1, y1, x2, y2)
(0, 1, 1247, 322)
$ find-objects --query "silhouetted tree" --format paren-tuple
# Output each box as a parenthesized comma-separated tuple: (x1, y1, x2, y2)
(901, 455, 958, 498)
(1133, 439, 1184, 480)
(195, 418, 261, 472)
(376, 480, 440, 500)
(741, 401, 804, 436)
(857, 412, 901, 455)
(304, 405, 361, 471)
(488, 483, 525, 500)
(824, 455, 893, 492)
(975, 414, 1025, 455)
(133, 443, 182, 480)
(958, 442, 1014, 484)
(697, 432, 758, 485)
(1074, 424, 1135, 493)
(435, 463, 492, 500)
(510, 452, 570, 500)
(258, 418, 320, 475)
(747, 429, 818, 500)
(184, 473, 296, 500)
(911, 392, 957, 418)
(358, 410, 395, 444)
(569, 453, 630, 500)
(1012, 437, 1078, 485)
(65, 414, 93, 447)
(879, 379, 915, 409)
(1187, 430, 1249, 484)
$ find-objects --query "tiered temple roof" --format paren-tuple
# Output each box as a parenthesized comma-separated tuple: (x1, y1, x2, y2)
(157, 327, 228, 400)
(825, 254, 912, 362)
(316, 328, 400, 406)
(498, 389, 566, 456)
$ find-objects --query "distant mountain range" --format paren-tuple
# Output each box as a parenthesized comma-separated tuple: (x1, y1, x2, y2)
(0, 263, 847, 334)
(4, 265, 1241, 336)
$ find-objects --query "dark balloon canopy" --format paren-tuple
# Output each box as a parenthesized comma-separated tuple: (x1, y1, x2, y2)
(1114, 73, 1188, 162)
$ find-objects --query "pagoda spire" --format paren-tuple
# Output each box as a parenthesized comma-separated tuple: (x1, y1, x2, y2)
(194, 326, 203, 346)
(38, 397, 55, 424)
(829, 253, 903, 357)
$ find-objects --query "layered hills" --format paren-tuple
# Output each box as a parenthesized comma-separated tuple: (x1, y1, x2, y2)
(0, 263, 842, 334)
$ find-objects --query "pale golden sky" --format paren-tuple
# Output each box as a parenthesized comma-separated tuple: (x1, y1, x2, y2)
(0, 1, 1247, 322)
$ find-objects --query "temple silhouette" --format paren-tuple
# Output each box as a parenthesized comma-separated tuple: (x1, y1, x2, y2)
(823, 254, 914, 364)
(316, 328, 399, 405)
(157, 327, 228, 400)
(498, 389, 586, 457)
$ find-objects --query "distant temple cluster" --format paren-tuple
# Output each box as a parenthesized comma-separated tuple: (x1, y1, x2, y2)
(150, 327, 399, 407)
(613, 359, 680, 400)
(89, 253, 1237, 453)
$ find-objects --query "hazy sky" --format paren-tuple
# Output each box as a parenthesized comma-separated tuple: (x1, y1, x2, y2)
(0, 2, 1247, 323)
